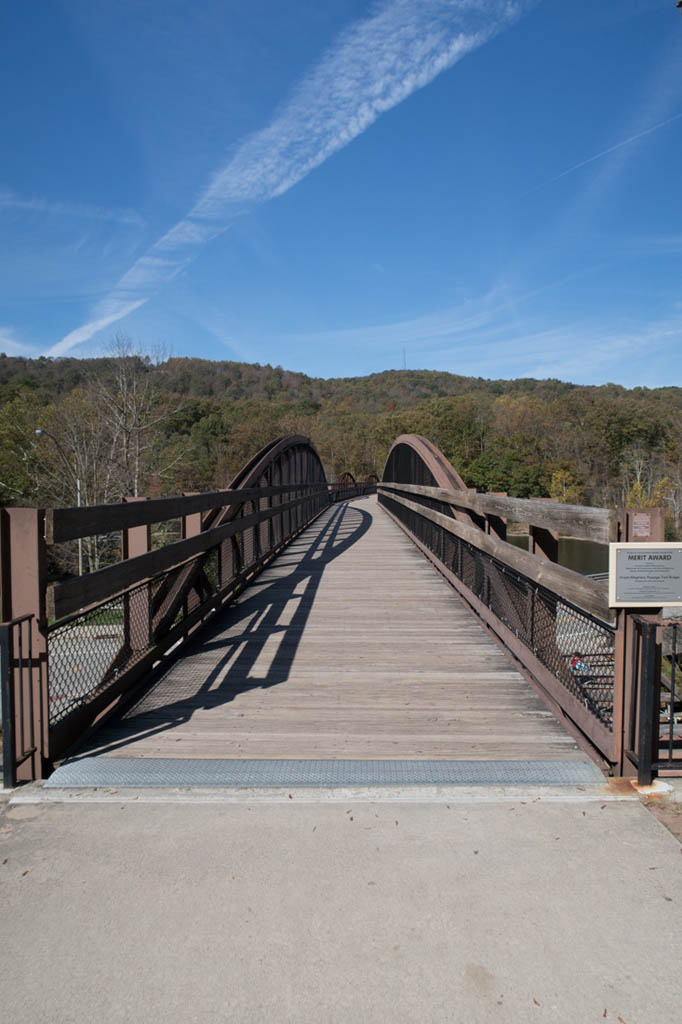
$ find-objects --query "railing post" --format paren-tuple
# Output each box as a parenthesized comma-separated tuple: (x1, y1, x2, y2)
(181, 494, 202, 542)
(181, 493, 202, 610)
(485, 492, 507, 542)
(617, 508, 665, 544)
(612, 509, 666, 775)
(1, 622, 15, 786)
(637, 621, 659, 785)
(614, 606, 665, 777)
(265, 472, 274, 553)
(611, 608, 630, 774)
(5, 508, 49, 781)
(122, 497, 151, 652)
(529, 498, 559, 562)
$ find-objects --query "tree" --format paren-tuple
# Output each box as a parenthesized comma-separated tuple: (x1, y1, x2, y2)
(465, 433, 551, 497)
(0, 387, 44, 504)
(549, 464, 585, 504)
(90, 336, 180, 497)
(27, 338, 183, 570)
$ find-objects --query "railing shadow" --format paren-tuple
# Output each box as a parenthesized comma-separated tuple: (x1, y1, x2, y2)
(74, 499, 373, 758)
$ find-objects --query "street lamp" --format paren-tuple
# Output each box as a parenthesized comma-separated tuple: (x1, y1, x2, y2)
(35, 428, 83, 576)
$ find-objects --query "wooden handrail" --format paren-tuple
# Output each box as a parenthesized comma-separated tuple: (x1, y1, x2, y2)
(383, 489, 613, 622)
(47, 491, 322, 620)
(45, 483, 328, 544)
(378, 482, 617, 544)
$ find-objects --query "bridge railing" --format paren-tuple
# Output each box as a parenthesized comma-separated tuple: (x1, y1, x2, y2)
(378, 434, 676, 777)
(1, 435, 348, 785)
(378, 482, 617, 764)
(328, 481, 377, 502)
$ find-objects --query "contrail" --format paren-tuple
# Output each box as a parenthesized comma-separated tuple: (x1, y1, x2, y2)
(527, 110, 682, 194)
(47, 0, 537, 357)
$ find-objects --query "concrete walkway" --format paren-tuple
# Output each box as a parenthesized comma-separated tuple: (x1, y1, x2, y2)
(2, 787, 681, 1023)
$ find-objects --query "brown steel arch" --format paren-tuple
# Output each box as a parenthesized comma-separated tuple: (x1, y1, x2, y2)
(228, 435, 327, 493)
(376, 436, 466, 491)
(381, 434, 482, 529)
(381, 435, 468, 491)
(152, 436, 327, 638)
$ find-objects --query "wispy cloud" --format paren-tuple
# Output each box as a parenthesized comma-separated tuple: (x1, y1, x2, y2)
(47, 0, 536, 356)
(52, 299, 147, 356)
(0, 187, 145, 227)
(521, 315, 682, 385)
(646, 234, 682, 252)
(0, 326, 38, 357)
(266, 285, 682, 387)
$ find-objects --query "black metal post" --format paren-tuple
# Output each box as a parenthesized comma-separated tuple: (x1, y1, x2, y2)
(637, 621, 658, 786)
(668, 624, 677, 766)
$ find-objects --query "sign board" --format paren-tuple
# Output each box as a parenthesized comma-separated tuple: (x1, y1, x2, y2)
(631, 512, 652, 538)
(609, 543, 682, 608)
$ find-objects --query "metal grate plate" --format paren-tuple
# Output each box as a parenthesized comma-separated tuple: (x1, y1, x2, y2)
(45, 757, 604, 788)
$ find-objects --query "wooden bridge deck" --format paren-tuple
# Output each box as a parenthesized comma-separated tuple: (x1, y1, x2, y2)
(82, 495, 591, 763)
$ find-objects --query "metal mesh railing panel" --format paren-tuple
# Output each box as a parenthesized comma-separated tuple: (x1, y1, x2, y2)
(380, 490, 616, 729)
(46, 486, 331, 728)
(48, 596, 130, 726)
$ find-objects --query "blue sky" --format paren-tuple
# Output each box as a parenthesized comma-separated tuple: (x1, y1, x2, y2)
(1, 0, 680, 386)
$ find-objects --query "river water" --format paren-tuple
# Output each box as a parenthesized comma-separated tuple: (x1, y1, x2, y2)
(507, 535, 608, 576)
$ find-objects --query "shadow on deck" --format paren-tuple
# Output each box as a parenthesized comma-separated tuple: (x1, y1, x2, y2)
(75, 501, 372, 759)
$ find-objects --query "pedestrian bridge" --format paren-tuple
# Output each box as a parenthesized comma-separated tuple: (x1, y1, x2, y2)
(1, 435, 678, 788)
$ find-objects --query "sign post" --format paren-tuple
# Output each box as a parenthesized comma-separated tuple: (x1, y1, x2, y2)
(609, 541, 681, 776)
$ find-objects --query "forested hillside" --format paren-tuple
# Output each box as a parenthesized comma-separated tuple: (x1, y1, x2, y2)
(1, 347, 680, 540)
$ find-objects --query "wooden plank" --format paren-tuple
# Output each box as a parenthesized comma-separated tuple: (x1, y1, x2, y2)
(47, 509, 331, 763)
(46, 483, 328, 543)
(48, 492, 327, 620)
(78, 495, 597, 765)
(381, 490, 614, 622)
(384, 504, 614, 762)
(378, 482, 616, 543)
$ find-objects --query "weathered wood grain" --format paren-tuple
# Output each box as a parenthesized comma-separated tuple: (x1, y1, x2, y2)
(82, 495, 594, 764)
(48, 491, 325, 620)
(379, 489, 613, 622)
(378, 481, 616, 543)
(46, 483, 328, 543)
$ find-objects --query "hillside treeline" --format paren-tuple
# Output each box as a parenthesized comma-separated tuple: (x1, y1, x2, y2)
(1, 347, 680, 546)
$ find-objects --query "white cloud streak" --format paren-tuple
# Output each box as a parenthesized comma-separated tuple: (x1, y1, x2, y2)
(47, 0, 535, 356)
(0, 188, 145, 227)
(50, 300, 147, 357)
(267, 287, 682, 387)
(0, 326, 38, 357)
